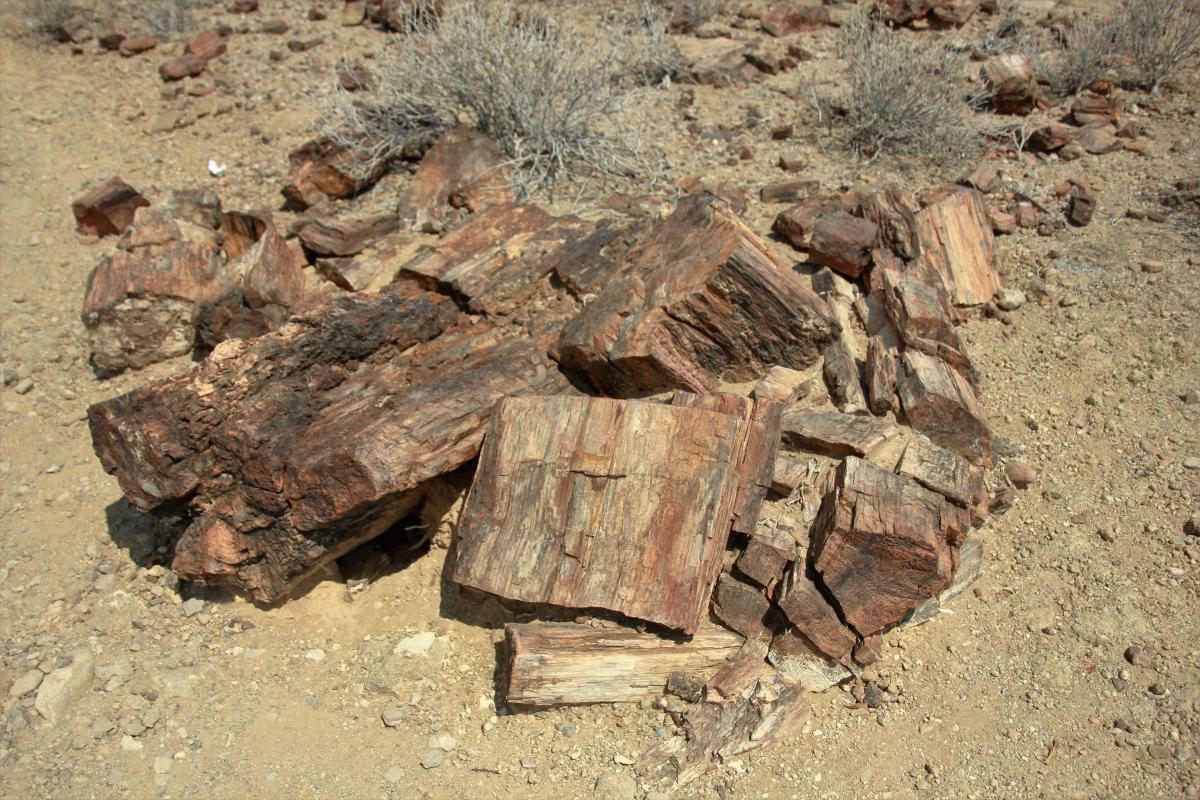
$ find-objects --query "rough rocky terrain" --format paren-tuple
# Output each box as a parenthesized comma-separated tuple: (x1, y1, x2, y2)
(1, 1, 1198, 798)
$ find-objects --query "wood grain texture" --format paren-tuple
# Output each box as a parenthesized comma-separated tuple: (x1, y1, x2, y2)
(453, 394, 765, 633)
(810, 457, 955, 636)
(504, 623, 743, 706)
(72, 176, 149, 237)
(281, 136, 387, 210)
(90, 286, 575, 602)
(780, 410, 899, 459)
(913, 188, 1001, 306)
(896, 433, 986, 510)
(396, 125, 512, 231)
(556, 195, 836, 396)
(897, 350, 991, 463)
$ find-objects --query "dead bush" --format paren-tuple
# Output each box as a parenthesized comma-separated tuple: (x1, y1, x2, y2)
(318, 0, 662, 195)
(1048, 0, 1200, 94)
(25, 0, 75, 40)
(667, 0, 723, 32)
(834, 11, 982, 160)
(143, 0, 202, 36)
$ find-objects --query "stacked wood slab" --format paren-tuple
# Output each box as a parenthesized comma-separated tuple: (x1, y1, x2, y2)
(88, 169, 1002, 789)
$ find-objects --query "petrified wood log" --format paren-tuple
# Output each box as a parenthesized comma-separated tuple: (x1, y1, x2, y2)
(556, 195, 837, 396)
(844, 186, 922, 261)
(397, 125, 512, 231)
(897, 350, 991, 463)
(913, 188, 1001, 307)
(896, 433, 986, 511)
(453, 393, 773, 633)
(734, 534, 795, 593)
(504, 623, 743, 706)
(780, 410, 898, 460)
(809, 457, 957, 637)
(72, 177, 149, 237)
(293, 211, 400, 257)
(821, 336, 868, 415)
(91, 287, 574, 602)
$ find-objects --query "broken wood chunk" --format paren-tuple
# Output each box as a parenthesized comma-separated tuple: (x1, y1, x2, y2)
(810, 457, 955, 636)
(896, 433, 985, 510)
(282, 137, 388, 210)
(72, 177, 150, 237)
(760, 179, 819, 204)
(766, 627, 851, 692)
(735, 534, 795, 593)
(865, 336, 898, 415)
(706, 639, 771, 702)
(775, 564, 856, 662)
(899, 538, 983, 628)
(897, 350, 991, 463)
(712, 573, 772, 639)
(844, 186, 921, 261)
(317, 233, 428, 293)
(772, 196, 841, 250)
(982, 52, 1040, 115)
(780, 410, 898, 460)
(638, 669, 809, 790)
(752, 365, 814, 406)
(822, 337, 868, 415)
(294, 211, 400, 257)
(913, 188, 1000, 307)
(397, 125, 512, 231)
(90, 289, 573, 603)
(808, 211, 879, 278)
(769, 452, 811, 496)
(556, 195, 836, 395)
(503, 623, 743, 706)
(453, 394, 765, 633)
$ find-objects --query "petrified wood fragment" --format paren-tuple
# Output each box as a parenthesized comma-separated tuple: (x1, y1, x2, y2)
(913, 188, 1000, 307)
(844, 186, 921, 261)
(91, 288, 574, 602)
(72, 177, 149, 237)
(504, 623, 743, 706)
(772, 196, 841, 250)
(808, 211, 878, 279)
(896, 433, 986, 510)
(897, 350, 991, 462)
(809, 457, 955, 636)
(775, 564, 857, 662)
(982, 52, 1040, 115)
(397, 125, 512, 231)
(454, 394, 773, 633)
(865, 335, 898, 415)
(282, 137, 388, 210)
(780, 410, 898, 460)
(711, 573, 772, 639)
(556, 195, 836, 396)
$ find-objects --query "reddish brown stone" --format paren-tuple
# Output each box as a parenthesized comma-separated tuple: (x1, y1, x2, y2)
(159, 55, 207, 82)
(776, 564, 857, 661)
(397, 126, 512, 231)
(186, 30, 228, 61)
(760, 179, 820, 204)
(808, 211, 879, 278)
(119, 35, 158, 56)
(760, 1, 829, 36)
(282, 137, 388, 210)
(712, 573, 772, 639)
(773, 197, 841, 250)
(72, 177, 149, 237)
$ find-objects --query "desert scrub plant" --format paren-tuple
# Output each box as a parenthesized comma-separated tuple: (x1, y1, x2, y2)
(25, 0, 75, 41)
(143, 0, 204, 36)
(834, 11, 982, 161)
(1047, 0, 1200, 94)
(318, 0, 663, 195)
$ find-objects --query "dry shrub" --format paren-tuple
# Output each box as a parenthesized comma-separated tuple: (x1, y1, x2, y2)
(319, 0, 664, 195)
(143, 0, 203, 36)
(1049, 0, 1200, 93)
(669, 0, 723, 31)
(25, 0, 75, 40)
(835, 11, 982, 160)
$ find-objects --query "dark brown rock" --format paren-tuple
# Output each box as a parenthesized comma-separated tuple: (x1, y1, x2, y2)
(808, 211, 878, 278)
(72, 177, 149, 237)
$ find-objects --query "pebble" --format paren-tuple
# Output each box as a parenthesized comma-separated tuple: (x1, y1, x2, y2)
(383, 766, 405, 783)
(1148, 743, 1172, 759)
(1099, 525, 1117, 543)
(8, 669, 44, 698)
(1005, 461, 1036, 489)
(381, 708, 406, 727)
(420, 749, 444, 769)
(1124, 646, 1154, 668)
(996, 287, 1026, 311)
(304, 648, 326, 662)
(429, 732, 456, 752)
(13, 378, 33, 395)
(153, 755, 173, 774)
(181, 598, 205, 618)
(1184, 457, 1200, 471)
(35, 651, 95, 724)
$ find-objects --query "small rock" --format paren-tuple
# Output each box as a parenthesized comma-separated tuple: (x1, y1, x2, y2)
(13, 378, 33, 395)
(666, 671, 705, 704)
(1148, 743, 1172, 759)
(153, 755, 173, 774)
(1183, 457, 1200, 471)
(1140, 260, 1165, 273)
(1005, 461, 1036, 489)
(8, 669, 44, 697)
(1124, 646, 1153, 668)
(381, 708, 406, 727)
(1185, 513, 1200, 537)
(260, 19, 289, 34)
(1099, 526, 1117, 543)
(35, 650, 95, 724)
(383, 766, 405, 783)
(996, 287, 1025, 311)
(181, 598, 205, 617)
(429, 732, 456, 752)
(304, 648, 326, 662)
(420, 749, 444, 769)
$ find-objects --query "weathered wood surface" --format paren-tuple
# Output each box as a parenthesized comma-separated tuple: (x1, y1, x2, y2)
(734, 533, 795, 593)
(780, 410, 898, 459)
(821, 337, 867, 415)
(504, 623, 743, 706)
(752, 365, 813, 406)
(397, 125, 513, 231)
(982, 52, 1040, 115)
(845, 186, 921, 261)
(913, 189, 1001, 306)
(808, 210, 878, 278)
(767, 627, 850, 691)
(293, 211, 400, 257)
(897, 350, 991, 463)
(282, 137, 388, 210)
(711, 573, 772, 639)
(810, 457, 957, 637)
(865, 335, 898, 415)
(775, 564, 856, 662)
(772, 196, 841, 250)
(90, 287, 575, 602)
(638, 670, 810, 790)
(81, 193, 260, 372)
(72, 176, 149, 237)
(557, 195, 837, 396)
(316, 233, 428, 293)
(896, 433, 986, 510)
(453, 394, 770, 633)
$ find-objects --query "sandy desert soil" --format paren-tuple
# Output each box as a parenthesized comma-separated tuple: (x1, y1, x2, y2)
(0, 1, 1198, 799)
